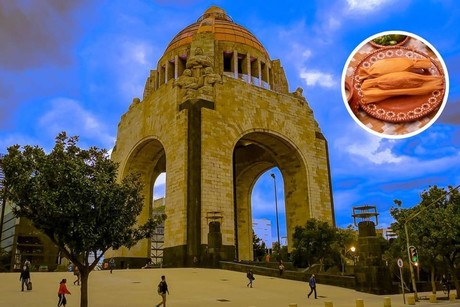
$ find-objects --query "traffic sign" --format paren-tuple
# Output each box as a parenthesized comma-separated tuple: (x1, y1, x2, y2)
(397, 258, 404, 268)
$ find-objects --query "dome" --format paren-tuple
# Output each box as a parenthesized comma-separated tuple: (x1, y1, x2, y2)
(164, 6, 269, 57)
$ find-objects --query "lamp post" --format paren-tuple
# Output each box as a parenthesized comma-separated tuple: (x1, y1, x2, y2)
(270, 173, 281, 252)
(341, 246, 356, 275)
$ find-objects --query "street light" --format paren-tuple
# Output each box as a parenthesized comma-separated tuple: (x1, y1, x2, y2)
(270, 173, 281, 252)
(341, 246, 356, 275)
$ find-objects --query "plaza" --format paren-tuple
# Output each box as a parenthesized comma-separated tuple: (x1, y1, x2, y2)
(0, 268, 456, 307)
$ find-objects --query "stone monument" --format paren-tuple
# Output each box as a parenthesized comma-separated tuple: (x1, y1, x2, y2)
(105, 6, 334, 267)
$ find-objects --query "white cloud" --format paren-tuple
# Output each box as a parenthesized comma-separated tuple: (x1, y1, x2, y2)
(117, 39, 154, 100)
(300, 70, 336, 88)
(334, 126, 404, 165)
(38, 98, 115, 148)
(346, 0, 392, 12)
(302, 49, 313, 59)
(327, 17, 341, 30)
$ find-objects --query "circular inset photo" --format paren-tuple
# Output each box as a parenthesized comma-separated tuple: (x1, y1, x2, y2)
(342, 31, 449, 139)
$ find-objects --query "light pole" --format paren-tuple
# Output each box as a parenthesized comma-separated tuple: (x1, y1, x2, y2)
(270, 173, 281, 252)
(341, 246, 356, 275)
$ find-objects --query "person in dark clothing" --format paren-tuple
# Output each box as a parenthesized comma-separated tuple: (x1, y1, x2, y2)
(156, 275, 169, 307)
(19, 266, 31, 291)
(109, 258, 115, 273)
(307, 274, 317, 299)
(246, 269, 255, 288)
(441, 274, 451, 297)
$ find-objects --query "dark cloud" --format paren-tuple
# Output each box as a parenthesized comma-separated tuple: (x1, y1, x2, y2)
(0, 78, 15, 128)
(0, 0, 88, 71)
(439, 99, 460, 124)
(379, 176, 450, 192)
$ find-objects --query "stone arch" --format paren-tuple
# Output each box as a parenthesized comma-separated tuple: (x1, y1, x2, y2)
(233, 130, 310, 261)
(117, 137, 167, 264)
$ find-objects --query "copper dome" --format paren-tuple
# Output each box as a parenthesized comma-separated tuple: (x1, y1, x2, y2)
(164, 6, 269, 57)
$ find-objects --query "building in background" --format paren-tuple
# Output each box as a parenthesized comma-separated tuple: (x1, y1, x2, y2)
(0, 154, 60, 271)
(252, 218, 272, 247)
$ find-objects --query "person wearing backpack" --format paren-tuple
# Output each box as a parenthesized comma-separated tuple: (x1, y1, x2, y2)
(246, 269, 255, 288)
(19, 265, 31, 291)
(156, 275, 169, 307)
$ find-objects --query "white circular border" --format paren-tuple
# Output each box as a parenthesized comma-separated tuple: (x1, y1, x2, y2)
(341, 30, 450, 139)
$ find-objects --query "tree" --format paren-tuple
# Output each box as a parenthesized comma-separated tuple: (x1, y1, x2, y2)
(2, 132, 164, 307)
(252, 231, 266, 261)
(391, 185, 460, 295)
(291, 218, 336, 270)
(334, 225, 357, 275)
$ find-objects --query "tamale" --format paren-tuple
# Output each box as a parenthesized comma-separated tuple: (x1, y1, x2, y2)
(361, 71, 443, 104)
(359, 57, 432, 80)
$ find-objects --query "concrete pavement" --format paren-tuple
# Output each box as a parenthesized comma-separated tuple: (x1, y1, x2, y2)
(0, 268, 457, 307)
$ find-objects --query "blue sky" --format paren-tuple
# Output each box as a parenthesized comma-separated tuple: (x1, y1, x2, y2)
(1, 0, 459, 243)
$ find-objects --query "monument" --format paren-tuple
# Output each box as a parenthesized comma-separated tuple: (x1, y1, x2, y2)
(105, 6, 334, 267)
(353, 205, 393, 294)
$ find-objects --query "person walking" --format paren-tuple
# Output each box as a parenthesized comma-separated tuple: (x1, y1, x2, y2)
(246, 269, 255, 288)
(441, 274, 451, 297)
(57, 279, 71, 307)
(307, 274, 317, 299)
(73, 265, 81, 286)
(109, 258, 115, 274)
(278, 260, 285, 276)
(19, 265, 31, 291)
(156, 275, 169, 307)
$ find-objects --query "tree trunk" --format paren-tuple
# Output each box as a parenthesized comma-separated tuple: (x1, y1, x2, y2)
(80, 269, 89, 307)
(430, 266, 436, 294)
(451, 271, 459, 297)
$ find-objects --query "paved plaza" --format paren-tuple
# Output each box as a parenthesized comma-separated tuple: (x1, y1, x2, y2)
(0, 268, 457, 307)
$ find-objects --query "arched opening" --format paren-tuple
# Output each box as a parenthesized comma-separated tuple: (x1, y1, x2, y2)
(119, 138, 167, 267)
(251, 168, 287, 260)
(151, 172, 166, 265)
(233, 131, 309, 261)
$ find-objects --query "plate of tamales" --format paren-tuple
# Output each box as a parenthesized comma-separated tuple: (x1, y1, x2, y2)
(351, 46, 446, 123)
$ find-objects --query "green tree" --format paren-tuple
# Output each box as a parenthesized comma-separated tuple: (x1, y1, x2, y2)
(391, 185, 460, 294)
(291, 218, 336, 270)
(2, 132, 164, 307)
(252, 230, 266, 261)
(334, 225, 357, 275)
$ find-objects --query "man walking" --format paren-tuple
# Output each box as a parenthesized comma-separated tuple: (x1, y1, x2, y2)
(307, 274, 317, 299)
(246, 269, 255, 288)
(156, 275, 169, 307)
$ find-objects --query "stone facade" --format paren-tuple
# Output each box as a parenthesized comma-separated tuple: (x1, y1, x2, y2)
(105, 6, 334, 267)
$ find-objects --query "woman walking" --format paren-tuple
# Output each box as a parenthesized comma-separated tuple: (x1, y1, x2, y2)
(57, 279, 71, 307)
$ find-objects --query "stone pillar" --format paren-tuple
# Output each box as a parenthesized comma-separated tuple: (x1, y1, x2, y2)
(354, 221, 392, 294)
(257, 59, 262, 86)
(179, 98, 215, 266)
(174, 55, 179, 79)
(233, 51, 238, 79)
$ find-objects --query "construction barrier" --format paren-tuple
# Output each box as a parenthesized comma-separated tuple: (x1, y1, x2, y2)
(383, 296, 391, 307)
(356, 298, 364, 307)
